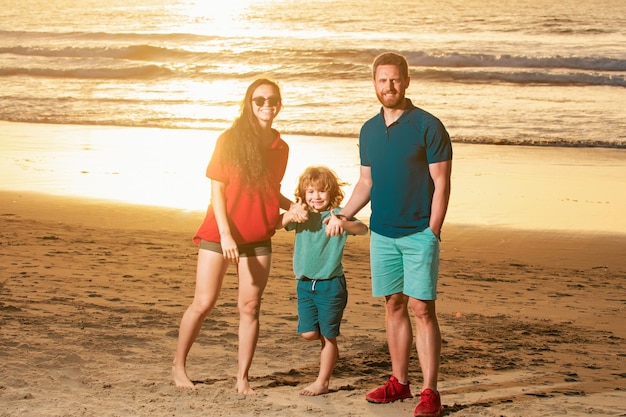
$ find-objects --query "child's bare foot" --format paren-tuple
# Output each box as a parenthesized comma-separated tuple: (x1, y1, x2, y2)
(172, 365, 195, 389)
(299, 381, 329, 396)
(235, 379, 256, 396)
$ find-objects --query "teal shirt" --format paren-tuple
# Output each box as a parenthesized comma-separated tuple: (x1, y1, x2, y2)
(285, 208, 358, 280)
(360, 99, 452, 238)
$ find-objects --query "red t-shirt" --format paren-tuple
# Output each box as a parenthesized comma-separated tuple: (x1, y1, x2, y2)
(193, 130, 289, 245)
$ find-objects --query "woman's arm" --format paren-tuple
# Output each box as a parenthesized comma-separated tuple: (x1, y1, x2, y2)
(275, 198, 308, 229)
(279, 194, 308, 223)
(279, 193, 293, 211)
(211, 179, 239, 262)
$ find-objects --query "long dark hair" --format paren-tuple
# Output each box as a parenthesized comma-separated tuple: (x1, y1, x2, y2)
(222, 78, 282, 188)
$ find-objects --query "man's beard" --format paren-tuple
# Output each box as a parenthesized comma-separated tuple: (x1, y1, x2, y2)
(377, 92, 405, 109)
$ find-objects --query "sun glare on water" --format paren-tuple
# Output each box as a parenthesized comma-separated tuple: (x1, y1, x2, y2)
(179, 0, 257, 33)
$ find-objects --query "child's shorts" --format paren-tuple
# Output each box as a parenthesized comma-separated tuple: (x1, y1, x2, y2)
(296, 275, 347, 339)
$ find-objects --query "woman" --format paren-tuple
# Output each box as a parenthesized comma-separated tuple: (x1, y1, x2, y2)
(172, 78, 307, 395)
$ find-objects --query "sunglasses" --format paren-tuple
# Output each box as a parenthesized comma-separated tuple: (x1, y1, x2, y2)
(252, 96, 280, 107)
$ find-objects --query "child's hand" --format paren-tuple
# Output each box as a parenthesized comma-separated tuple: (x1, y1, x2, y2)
(325, 210, 344, 236)
(288, 198, 309, 223)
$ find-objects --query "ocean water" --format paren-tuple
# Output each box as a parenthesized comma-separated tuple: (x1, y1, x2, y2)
(1, 0, 625, 148)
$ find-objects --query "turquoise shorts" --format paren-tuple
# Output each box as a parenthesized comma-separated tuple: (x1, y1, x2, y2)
(296, 276, 347, 339)
(370, 229, 440, 300)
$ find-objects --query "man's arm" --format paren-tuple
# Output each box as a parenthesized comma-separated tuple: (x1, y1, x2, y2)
(341, 165, 373, 218)
(328, 211, 369, 235)
(326, 165, 372, 236)
(428, 159, 452, 239)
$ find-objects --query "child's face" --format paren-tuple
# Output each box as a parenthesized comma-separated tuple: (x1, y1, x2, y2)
(304, 186, 330, 213)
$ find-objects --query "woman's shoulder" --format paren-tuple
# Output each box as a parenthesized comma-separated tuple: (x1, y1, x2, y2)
(213, 130, 231, 148)
(270, 130, 289, 150)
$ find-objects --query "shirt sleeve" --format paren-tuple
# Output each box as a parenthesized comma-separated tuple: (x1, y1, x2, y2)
(206, 133, 230, 184)
(359, 125, 370, 167)
(425, 119, 453, 164)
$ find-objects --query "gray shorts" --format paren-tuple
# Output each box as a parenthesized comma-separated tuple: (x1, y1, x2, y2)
(199, 239, 272, 256)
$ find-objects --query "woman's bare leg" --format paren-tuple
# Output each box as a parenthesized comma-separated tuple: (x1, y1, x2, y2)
(234, 254, 271, 395)
(172, 249, 229, 388)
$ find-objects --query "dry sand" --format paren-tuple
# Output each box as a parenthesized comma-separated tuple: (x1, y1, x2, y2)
(1, 191, 625, 417)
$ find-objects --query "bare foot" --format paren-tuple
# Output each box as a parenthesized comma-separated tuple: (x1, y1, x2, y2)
(235, 379, 256, 396)
(299, 381, 329, 396)
(172, 365, 195, 389)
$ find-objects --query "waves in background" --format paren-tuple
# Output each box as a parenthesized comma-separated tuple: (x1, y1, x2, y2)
(1, 0, 625, 147)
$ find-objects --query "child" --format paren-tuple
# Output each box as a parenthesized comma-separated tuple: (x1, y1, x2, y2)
(278, 165, 368, 396)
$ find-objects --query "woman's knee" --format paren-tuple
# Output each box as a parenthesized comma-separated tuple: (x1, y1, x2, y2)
(238, 297, 262, 319)
(190, 297, 217, 316)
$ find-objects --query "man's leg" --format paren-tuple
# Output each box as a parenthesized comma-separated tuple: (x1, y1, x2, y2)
(409, 298, 441, 390)
(411, 297, 443, 416)
(385, 292, 412, 383)
(366, 232, 413, 404)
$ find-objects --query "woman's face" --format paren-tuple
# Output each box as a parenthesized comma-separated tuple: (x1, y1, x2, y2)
(250, 84, 281, 128)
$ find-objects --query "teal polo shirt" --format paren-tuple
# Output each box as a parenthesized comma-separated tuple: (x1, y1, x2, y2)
(359, 99, 452, 238)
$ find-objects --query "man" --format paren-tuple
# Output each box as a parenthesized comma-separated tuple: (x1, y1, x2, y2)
(327, 52, 452, 416)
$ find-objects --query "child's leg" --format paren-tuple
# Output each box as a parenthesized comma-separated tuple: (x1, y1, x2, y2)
(300, 336, 338, 396)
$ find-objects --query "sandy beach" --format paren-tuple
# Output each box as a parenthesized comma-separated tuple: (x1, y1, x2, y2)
(1, 120, 626, 417)
(2, 0, 625, 413)
(1, 188, 625, 417)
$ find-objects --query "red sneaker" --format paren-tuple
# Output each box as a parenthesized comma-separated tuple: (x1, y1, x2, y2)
(365, 376, 413, 403)
(414, 388, 442, 417)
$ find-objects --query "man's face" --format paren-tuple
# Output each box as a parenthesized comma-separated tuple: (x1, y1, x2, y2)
(373, 64, 410, 109)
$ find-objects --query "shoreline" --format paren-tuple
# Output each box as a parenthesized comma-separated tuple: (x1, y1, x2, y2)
(2, 190, 625, 269)
(3, 120, 625, 149)
(2, 121, 626, 235)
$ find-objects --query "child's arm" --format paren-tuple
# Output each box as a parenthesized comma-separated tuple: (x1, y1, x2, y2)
(329, 211, 368, 235)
